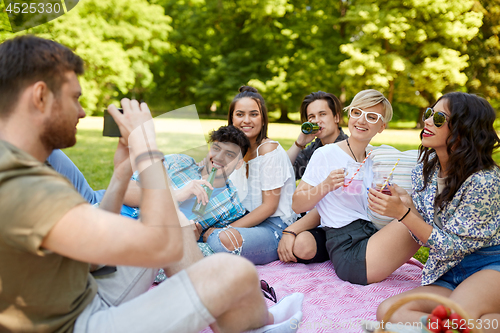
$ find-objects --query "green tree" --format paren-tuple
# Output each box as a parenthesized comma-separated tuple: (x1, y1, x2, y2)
(338, 0, 483, 124)
(250, 1, 349, 122)
(466, 0, 500, 109)
(1, 0, 172, 115)
(152, 0, 349, 121)
(0, 1, 12, 33)
(161, 0, 295, 116)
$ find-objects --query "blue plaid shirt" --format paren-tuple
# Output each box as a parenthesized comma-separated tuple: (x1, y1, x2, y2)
(131, 154, 246, 230)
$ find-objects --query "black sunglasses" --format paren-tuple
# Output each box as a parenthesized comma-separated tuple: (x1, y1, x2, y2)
(260, 279, 277, 303)
(423, 107, 448, 128)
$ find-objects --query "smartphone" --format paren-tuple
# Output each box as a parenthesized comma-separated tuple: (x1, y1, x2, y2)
(103, 108, 123, 137)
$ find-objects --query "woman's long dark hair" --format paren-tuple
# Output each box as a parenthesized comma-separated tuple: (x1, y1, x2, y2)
(418, 92, 500, 208)
(227, 85, 268, 146)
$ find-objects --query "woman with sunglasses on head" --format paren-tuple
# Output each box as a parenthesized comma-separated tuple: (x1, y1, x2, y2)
(371, 93, 500, 329)
(292, 89, 420, 285)
(203, 85, 299, 265)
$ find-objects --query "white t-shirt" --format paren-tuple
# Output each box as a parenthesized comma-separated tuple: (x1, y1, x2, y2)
(229, 141, 299, 226)
(301, 144, 373, 228)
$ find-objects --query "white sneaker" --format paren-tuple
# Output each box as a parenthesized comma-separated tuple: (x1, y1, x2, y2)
(246, 293, 304, 333)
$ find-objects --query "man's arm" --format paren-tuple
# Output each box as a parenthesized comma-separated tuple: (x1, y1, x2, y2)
(123, 179, 142, 207)
(42, 99, 185, 268)
(292, 169, 344, 213)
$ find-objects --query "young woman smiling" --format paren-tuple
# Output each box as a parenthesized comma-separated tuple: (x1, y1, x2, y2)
(203, 86, 299, 265)
(291, 89, 420, 285)
(371, 93, 500, 330)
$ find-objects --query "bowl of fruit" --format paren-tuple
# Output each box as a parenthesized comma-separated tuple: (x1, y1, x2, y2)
(422, 304, 471, 333)
(375, 293, 482, 333)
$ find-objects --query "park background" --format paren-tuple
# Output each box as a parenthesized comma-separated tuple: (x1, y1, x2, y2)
(2, 0, 500, 263)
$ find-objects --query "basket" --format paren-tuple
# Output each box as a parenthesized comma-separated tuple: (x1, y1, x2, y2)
(374, 293, 483, 333)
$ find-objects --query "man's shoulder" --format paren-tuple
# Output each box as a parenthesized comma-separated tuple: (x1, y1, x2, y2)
(334, 127, 348, 142)
(315, 142, 340, 154)
(0, 140, 63, 181)
(164, 154, 197, 169)
(225, 179, 239, 195)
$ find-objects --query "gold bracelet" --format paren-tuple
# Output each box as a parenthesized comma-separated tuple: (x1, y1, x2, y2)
(295, 140, 306, 150)
(282, 230, 297, 237)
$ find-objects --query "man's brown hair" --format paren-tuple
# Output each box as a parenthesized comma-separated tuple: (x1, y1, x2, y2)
(0, 35, 84, 117)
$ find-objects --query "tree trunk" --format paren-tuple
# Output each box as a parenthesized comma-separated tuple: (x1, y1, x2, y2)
(339, 0, 347, 38)
(416, 108, 425, 129)
(278, 105, 293, 123)
(388, 80, 394, 104)
(416, 91, 435, 129)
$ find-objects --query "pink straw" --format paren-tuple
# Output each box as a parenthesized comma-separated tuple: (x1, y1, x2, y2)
(344, 150, 373, 187)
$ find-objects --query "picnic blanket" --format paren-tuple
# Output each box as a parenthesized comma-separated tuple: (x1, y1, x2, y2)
(200, 258, 423, 333)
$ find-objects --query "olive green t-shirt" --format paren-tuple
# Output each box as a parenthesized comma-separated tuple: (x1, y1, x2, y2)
(0, 140, 97, 332)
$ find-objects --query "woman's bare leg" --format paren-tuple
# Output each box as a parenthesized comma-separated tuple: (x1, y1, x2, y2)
(365, 221, 421, 284)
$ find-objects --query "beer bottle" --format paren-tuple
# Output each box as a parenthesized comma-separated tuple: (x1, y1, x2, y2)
(301, 122, 319, 134)
(192, 167, 217, 216)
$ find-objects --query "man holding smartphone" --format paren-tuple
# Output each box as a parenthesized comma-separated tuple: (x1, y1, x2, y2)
(0, 35, 302, 333)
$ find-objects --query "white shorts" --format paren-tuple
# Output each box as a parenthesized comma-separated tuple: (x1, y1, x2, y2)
(75, 266, 215, 333)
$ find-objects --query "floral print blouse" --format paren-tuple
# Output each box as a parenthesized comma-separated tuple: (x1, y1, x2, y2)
(411, 162, 500, 285)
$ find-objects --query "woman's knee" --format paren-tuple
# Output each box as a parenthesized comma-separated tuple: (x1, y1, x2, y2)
(293, 232, 317, 260)
(219, 228, 243, 252)
(376, 297, 395, 321)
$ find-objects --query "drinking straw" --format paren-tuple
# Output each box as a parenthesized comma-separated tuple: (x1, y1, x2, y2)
(380, 159, 400, 192)
(344, 150, 373, 187)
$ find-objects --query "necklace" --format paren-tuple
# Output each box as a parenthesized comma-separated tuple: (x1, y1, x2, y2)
(346, 138, 358, 162)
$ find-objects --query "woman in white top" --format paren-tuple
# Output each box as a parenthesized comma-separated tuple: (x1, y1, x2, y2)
(204, 86, 299, 265)
(292, 89, 420, 285)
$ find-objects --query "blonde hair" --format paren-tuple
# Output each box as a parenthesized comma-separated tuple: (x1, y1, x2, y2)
(344, 89, 393, 124)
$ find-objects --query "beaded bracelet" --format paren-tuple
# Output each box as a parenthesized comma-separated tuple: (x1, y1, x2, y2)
(134, 150, 164, 166)
(398, 207, 411, 222)
(282, 230, 298, 237)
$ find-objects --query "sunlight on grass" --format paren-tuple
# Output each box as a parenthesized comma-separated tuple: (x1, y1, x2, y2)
(70, 117, 425, 189)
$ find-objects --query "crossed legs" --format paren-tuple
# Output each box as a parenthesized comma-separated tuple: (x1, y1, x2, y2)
(164, 225, 270, 333)
(291, 220, 420, 284)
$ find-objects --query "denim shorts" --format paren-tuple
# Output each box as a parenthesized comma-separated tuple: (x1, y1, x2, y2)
(432, 244, 500, 291)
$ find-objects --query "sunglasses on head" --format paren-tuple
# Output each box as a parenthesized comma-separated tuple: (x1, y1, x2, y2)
(423, 107, 448, 128)
(260, 279, 277, 303)
(349, 107, 384, 124)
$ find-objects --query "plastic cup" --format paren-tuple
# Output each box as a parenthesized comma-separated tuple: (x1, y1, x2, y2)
(343, 161, 364, 195)
(371, 172, 393, 196)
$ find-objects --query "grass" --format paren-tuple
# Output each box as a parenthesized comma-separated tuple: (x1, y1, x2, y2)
(67, 116, 500, 265)
(69, 117, 424, 190)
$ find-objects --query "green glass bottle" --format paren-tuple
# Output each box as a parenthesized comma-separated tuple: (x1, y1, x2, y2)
(301, 122, 320, 134)
(192, 167, 218, 216)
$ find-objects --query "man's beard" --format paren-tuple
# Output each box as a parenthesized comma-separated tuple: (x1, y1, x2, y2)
(39, 102, 77, 150)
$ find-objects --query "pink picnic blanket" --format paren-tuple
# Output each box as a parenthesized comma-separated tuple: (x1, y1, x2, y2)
(201, 258, 423, 333)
